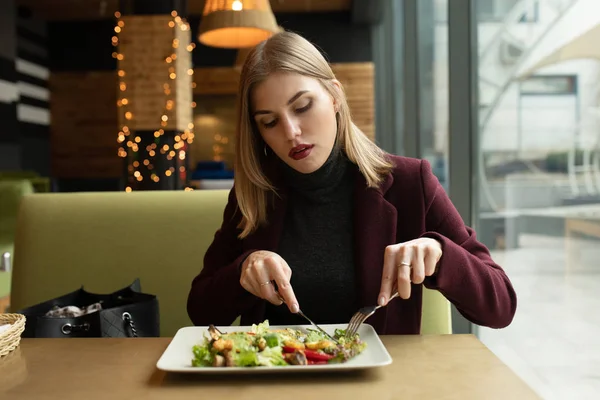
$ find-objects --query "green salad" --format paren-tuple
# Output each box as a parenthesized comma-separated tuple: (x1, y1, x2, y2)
(191, 320, 367, 367)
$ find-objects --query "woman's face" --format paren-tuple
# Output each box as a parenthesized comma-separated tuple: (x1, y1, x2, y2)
(251, 72, 339, 174)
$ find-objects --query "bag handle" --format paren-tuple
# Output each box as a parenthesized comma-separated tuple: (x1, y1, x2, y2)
(122, 312, 138, 338)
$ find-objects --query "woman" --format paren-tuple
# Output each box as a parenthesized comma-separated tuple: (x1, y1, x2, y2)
(186, 31, 516, 334)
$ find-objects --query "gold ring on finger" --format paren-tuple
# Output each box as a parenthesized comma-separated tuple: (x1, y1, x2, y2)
(260, 281, 272, 286)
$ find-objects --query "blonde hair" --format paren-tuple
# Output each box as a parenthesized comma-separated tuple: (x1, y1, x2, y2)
(234, 31, 393, 238)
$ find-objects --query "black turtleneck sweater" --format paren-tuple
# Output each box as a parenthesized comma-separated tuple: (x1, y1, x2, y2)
(264, 146, 358, 325)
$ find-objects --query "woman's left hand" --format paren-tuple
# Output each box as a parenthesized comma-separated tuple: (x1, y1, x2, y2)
(378, 238, 443, 305)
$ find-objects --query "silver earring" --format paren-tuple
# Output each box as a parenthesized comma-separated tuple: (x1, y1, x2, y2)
(264, 145, 268, 156)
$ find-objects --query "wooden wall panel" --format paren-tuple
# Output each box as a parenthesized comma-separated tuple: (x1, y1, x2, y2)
(117, 15, 193, 132)
(332, 63, 375, 141)
(50, 71, 121, 178)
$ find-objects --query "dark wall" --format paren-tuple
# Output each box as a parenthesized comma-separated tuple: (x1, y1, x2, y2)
(48, 20, 117, 71)
(48, 11, 372, 71)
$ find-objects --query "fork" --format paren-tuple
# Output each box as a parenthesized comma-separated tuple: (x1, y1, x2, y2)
(345, 291, 399, 339)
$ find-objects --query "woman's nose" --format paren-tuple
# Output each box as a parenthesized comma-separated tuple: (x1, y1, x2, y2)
(281, 115, 301, 140)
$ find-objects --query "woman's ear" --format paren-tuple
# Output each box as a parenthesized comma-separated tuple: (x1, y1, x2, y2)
(331, 79, 343, 112)
(331, 79, 343, 93)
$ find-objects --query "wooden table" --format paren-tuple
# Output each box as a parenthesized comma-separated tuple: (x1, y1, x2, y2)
(0, 335, 539, 400)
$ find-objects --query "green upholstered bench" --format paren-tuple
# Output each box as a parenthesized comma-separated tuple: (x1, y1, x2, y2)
(9, 189, 451, 336)
(0, 179, 35, 312)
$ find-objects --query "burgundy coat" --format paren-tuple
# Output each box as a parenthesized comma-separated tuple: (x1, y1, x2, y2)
(186, 155, 517, 334)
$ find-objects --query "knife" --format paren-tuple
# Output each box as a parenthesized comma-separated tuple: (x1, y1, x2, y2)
(272, 282, 340, 344)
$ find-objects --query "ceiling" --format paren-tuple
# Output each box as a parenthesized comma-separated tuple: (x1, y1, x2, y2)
(17, 0, 353, 21)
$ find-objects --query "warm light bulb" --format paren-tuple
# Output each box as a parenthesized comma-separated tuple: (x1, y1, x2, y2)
(165, 170, 172, 177)
(168, 21, 175, 28)
(125, 186, 132, 192)
(114, 11, 121, 18)
(125, 111, 133, 120)
(114, 26, 121, 33)
(232, 0, 243, 11)
(118, 70, 125, 77)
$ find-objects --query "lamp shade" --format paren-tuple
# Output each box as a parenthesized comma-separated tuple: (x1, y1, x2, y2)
(198, 0, 279, 49)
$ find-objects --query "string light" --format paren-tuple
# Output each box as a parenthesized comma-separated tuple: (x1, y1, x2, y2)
(114, 9, 196, 190)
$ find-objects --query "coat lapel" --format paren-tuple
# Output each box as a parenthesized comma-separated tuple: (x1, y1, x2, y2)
(353, 169, 397, 332)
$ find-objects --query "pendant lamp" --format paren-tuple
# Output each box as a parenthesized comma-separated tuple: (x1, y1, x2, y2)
(198, 0, 279, 49)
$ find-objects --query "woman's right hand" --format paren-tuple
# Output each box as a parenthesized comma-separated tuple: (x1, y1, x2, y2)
(240, 250, 299, 313)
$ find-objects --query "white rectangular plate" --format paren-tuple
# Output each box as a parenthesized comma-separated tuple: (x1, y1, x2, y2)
(156, 323, 392, 373)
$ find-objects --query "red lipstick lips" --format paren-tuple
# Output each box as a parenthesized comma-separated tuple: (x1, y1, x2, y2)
(289, 144, 314, 160)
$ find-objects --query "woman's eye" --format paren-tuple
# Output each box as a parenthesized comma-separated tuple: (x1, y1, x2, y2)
(263, 119, 277, 129)
(296, 100, 312, 114)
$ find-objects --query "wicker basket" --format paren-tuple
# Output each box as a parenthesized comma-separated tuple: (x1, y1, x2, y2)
(0, 313, 26, 357)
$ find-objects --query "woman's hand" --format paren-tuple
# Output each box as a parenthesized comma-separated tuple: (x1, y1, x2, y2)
(240, 250, 299, 313)
(378, 238, 443, 305)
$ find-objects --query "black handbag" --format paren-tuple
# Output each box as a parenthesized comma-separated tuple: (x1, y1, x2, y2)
(17, 279, 160, 338)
